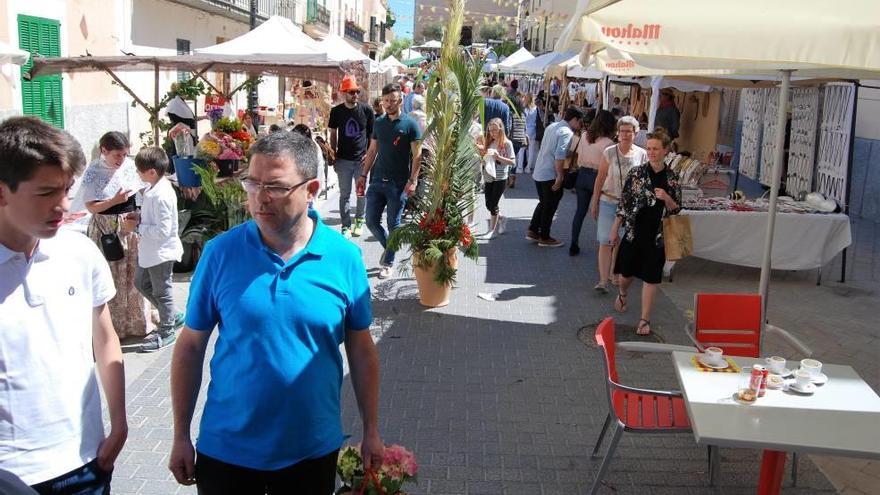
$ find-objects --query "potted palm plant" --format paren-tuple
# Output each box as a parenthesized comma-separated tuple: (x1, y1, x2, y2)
(386, 0, 481, 307)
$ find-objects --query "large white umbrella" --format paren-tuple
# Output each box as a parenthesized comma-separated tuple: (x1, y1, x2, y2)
(0, 40, 29, 66)
(417, 40, 442, 49)
(556, 0, 880, 346)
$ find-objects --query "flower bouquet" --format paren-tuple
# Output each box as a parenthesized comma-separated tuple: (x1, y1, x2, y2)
(196, 117, 253, 177)
(336, 444, 417, 495)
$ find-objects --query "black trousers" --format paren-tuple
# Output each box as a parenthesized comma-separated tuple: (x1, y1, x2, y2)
(195, 450, 338, 495)
(484, 179, 506, 216)
(529, 179, 564, 240)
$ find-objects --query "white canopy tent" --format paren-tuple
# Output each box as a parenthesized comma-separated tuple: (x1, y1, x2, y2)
(380, 55, 406, 70)
(508, 50, 577, 75)
(497, 47, 534, 72)
(416, 40, 442, 49)
(0, 40, 29, 65)
(556, 0, 880, 353)
(196, 16, 329, 64)
(399, 48, 424, 61)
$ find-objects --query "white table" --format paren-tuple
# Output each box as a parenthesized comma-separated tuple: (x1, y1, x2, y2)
(680, 210, 851, 271)
(671, 351, 880, 494)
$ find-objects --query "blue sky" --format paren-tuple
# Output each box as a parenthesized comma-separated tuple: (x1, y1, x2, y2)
(388, 0, 415, 39)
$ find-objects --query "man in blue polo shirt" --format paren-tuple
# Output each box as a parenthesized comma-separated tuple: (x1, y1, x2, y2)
(357, 83, 421, 279)
(168, 132, 382, 493)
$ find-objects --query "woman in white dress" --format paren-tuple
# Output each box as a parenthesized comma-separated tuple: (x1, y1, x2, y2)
(81, 131, 152, 339)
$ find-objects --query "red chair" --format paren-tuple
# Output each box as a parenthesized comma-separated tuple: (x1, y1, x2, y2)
(590, 317, 693, 495)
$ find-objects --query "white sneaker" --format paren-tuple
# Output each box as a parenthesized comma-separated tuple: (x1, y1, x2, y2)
(484, 229, 495, 240)
(378, 266, 393, 279)
(497, 216, 507, 234)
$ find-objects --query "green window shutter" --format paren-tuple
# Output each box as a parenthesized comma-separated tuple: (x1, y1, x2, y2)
(18, 15, 63, 128)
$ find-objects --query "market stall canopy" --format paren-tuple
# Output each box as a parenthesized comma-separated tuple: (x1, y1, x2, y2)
(555, 53, 602, 79)
(417, 40, 442, 49)
(556, 0, 880, 79)
(497, 47, 533, 72)
(403, 56, 428, 67)
(381, 55, 406, 69)
(27, 53, 345, 80)
(318, 34, 388, 74)
(196, 16, 329, 64)
(0, 40, 29, 65)
(400, 48, 423, 61)
(508, 50, 578, 75)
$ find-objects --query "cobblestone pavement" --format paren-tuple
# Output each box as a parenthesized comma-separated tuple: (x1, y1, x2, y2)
(107, 173, 873, 494)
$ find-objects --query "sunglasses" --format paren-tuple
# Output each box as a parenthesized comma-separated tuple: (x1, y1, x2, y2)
(347, 90, 360, 95)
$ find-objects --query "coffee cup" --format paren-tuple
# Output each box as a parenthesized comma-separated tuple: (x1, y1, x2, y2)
(765, 356, 786, 375)
(704, 347, 723, 365)
(800, 358, 822, 378)
(794, 369, 812, 389)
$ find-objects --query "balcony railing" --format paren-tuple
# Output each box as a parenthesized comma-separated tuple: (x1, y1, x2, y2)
(192, 0, 296, 23)
(345, 21, 365, 43)
(306, 0, 330, 27)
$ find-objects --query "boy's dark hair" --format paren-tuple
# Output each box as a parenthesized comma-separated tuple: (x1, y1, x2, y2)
(269, 124, 283, 133)
(563, 105, 584, 122)
(382, 83, 402, 96)
(0, 116, 86, 192)
(98, 131, 130, 152)
(134, 147, 170, 176)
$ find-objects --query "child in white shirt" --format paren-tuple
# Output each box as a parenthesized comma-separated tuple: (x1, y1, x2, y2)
(123, 147, 183, 352)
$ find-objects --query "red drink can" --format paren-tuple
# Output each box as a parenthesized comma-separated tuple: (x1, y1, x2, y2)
(758, 367, 769, 397)
(750, 364, 766, 396)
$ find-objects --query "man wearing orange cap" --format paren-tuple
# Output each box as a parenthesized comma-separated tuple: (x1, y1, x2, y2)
(328, 75, 374, 237)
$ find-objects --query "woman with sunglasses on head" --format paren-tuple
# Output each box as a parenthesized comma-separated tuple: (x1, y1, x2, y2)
(590, 116, 647, 294)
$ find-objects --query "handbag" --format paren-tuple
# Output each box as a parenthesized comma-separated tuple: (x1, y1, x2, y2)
(100, 233, 125, 262)
(562, 135, 580, 190)
(662, 214, 693, 261)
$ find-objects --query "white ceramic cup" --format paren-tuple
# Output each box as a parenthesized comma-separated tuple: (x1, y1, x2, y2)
(794, 369, 812, 389)
(765, 356, 786, 374)
(800, 358, 822, 378)
(704, 347, 723, 365)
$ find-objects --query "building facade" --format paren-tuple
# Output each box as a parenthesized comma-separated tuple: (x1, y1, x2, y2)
(520, 0, 567, 53)
(414, 0, 516, 45)
(0, 0, 391, 156)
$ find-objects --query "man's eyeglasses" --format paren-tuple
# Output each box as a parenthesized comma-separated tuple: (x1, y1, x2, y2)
(347, 90, 360, 95)
(241, 177, 314, 199)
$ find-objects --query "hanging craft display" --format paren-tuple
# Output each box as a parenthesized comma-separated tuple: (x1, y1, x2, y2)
(816, 83, 855, 205)
(759, 87, 781, 186)
(738, 88, 767, 180)
(786, 87, 820, 197)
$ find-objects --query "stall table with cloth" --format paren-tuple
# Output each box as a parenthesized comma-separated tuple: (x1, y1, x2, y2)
(671, 351, 880, 494)
(665, 210, 851, 281)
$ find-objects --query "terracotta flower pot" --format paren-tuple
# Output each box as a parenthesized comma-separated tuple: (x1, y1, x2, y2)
(412, 250, 457, 307)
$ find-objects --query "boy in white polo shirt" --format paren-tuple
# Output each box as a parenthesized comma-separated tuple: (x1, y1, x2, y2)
(0, 117, 128, 494)
(123, 147, 183, 352)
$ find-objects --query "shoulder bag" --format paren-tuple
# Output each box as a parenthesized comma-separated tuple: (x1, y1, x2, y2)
(562, 134, 580, 190)
(662, 214, 693, 261)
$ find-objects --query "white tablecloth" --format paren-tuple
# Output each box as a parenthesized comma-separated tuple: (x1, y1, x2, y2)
(681, 210, 851, 270)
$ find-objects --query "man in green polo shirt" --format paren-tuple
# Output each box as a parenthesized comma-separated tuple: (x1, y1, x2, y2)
(357, 83, 422, 279)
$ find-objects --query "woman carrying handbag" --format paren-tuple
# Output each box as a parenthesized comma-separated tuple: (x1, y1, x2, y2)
(608, 127, 681, 336)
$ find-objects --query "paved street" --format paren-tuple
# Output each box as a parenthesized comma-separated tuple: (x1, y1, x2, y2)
(108, 172, 877, 494)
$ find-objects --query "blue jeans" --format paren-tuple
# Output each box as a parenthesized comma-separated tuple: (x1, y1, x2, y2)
(334, 158, 365, 228)
(365, 180, 407, 266)
(570, 167, 598, 248)
(31, 459, 112, 495)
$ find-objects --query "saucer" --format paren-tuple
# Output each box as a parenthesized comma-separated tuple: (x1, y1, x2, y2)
(768, 367, 793, 377)
(789, 382, 816, 394)
(765, 374, 785, 389)
(698, 356, 729, 369)
(810, 372, 829, 385)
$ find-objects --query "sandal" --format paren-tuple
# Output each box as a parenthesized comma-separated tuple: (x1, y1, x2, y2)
(614, 292, 628, 313)
(593, 281, 609, 294)
(637, 319, 652, 336)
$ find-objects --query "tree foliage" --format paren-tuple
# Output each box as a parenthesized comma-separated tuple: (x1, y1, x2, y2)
(478, 22, 508, 42)
(382, 37, 412, 61)
(494, 41, 519, 58)
(421, 22, 443, 42)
